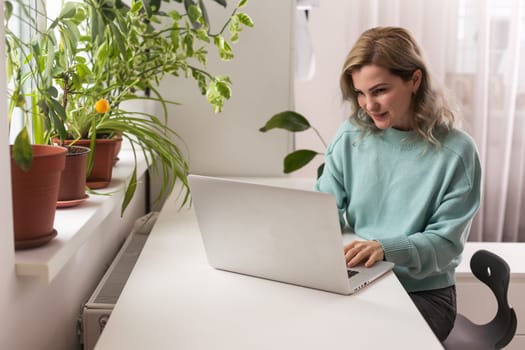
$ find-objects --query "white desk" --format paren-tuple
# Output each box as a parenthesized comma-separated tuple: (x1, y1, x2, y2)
(95, 178, 443, 350)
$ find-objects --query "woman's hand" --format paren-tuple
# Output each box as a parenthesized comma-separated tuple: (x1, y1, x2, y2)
(344, 240, 385, 268)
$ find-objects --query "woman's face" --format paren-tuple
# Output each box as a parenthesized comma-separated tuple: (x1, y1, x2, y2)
(351, 64, 421, 131)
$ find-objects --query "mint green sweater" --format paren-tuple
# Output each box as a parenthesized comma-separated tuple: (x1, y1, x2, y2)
(315, 120, 482, 292)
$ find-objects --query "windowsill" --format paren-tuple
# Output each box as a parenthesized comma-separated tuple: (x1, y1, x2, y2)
(14, 147, 148, 286)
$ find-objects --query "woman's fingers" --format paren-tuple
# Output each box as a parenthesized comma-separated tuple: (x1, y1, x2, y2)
(344, 240, 385, 267)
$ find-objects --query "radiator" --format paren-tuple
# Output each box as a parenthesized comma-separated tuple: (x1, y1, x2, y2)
(80, 211, 159, 350)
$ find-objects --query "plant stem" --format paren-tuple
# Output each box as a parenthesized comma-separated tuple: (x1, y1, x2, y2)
(210, 5, 239, 37)
(311, 126, 328, 149)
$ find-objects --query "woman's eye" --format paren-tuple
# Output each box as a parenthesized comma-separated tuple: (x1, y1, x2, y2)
(373, 88, 385, 95)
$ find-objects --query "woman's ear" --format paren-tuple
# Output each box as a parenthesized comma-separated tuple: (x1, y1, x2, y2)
(412, 69, 423, 93)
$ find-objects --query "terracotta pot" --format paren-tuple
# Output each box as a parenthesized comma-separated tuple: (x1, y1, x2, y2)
(10, 144, 67, 250)
(62, 138, 122, 189)
(57, 145, 91, 203)
(112, 134, 123, 165)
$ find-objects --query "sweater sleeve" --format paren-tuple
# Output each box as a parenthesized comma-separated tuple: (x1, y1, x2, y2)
(376, 148, 482, 280)
(314, 138, 348, 229)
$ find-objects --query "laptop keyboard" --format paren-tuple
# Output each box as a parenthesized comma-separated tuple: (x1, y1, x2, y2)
(347, 269, 359, 278)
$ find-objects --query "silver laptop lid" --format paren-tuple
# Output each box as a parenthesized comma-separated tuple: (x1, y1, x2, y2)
(188, 175, 393, 295)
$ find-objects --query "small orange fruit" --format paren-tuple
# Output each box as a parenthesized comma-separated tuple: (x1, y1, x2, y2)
(95, 98, 110, 114)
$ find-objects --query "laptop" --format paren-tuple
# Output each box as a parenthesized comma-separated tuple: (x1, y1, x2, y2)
(188, 174, 394, 295)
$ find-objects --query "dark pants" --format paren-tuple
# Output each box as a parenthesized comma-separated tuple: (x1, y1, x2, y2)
(409, 285, 457, 341)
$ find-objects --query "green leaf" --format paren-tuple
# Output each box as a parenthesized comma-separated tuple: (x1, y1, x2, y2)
(316, 163, 325, 179)
(284, 149, 319, 174)
(230, 32, 239, 43)
(213, 36, 224, 49)
(47, 86, 58, 98)
(221, 40, 233, 59)
(198, 0, 210, 27)
(5, 1, 13, 20)
(191, 69, 207, 94)
(216, 80, 231, 99)
(13, 128, 33, 171)
(237, 0, 248, 8)
(183, 33, 194, 56)
(90, 11, 106, 44)
(59, 2, 78, 19)
(75, 61, 92, 79)
(62, 19, 81, 51)
(131, 1, 142, 12)
(31, 41, 40, 56)
(185, 0, 203, 28)
(259, 111, 311, 132)
(228, 16, 241, 43)
(121, 166, 138, 216)
(149, 0, 162, 12)
(170, 28, 181, 51)
(237, 13, 254, 27)
(214, 36, 233, 60)
(168, 10, 182, 21)
(213, 36, 233, 61)
(195, 28, 210, 43)
(95, 41, 109, 64)
(43, 41, 56, 82)
(48, 98, 67, 123)
(28, 94, 41, 145)
(73, 4, 88, 22)
(108, 21, 127, 60)
(143, 0, 153, 17)
(206, 82, 222, 112)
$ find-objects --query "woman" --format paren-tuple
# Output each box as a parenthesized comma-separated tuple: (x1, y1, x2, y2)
(315, 26, 482, 341)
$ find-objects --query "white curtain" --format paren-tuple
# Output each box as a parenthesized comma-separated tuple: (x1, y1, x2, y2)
(342, 0, 525, 242)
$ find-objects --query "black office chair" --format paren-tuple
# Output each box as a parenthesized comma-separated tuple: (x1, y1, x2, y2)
(443, 249, 517, 350)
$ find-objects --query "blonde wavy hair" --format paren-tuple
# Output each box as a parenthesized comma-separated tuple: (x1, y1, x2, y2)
(340, 26, 456, 145)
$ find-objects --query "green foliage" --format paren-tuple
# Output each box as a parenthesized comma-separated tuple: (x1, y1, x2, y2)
(260, 110, 326, 177)
(12, 128, 32, 171)
(4, 0, 254, 213)
(259, 110, 311, 132)
(283, 149, 318, 174)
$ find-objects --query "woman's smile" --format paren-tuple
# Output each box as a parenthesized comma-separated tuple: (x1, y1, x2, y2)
(371, 112, 388, 120)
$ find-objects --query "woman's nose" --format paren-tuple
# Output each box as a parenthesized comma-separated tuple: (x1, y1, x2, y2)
(365, 96, 379, 112)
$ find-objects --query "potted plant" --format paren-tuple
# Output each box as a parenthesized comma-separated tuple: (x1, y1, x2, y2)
(5, 0, 254, 214)
(9, 144, 67, 249)
(56, 144, 91, 207)
(4, 1, 70, 249)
